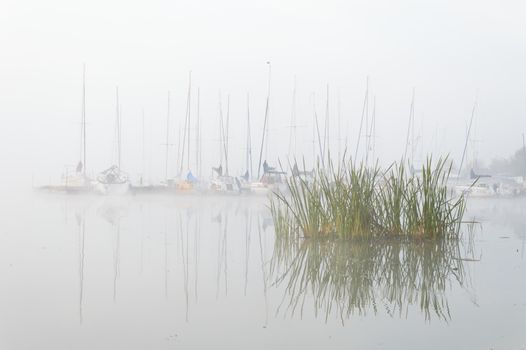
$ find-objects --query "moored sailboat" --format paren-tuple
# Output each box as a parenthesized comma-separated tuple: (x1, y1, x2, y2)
(94, 87, 129, 195)
(209, 93, 240, 194)
(39, 64, 93, 194)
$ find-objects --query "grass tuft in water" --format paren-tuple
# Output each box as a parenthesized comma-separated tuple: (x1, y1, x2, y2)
(271, 156, 466, 239)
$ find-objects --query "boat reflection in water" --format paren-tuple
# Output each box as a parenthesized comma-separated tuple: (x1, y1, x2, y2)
(97, 202, 128, 302)
(270, 233, 475, 323)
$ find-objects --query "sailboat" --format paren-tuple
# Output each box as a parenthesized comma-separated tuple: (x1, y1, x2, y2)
(452, 100, 493, 197)
(94, 87, 130, 195)
(453, 131, 523, 198)
(239, 93, 255, 193)
(210, 166, 241, 193)
(129, 109, 156, 193)
(39, 65, 93, 193)
(158, 91, 178, 191)
(210, 94, 241, 194)
(250, 63, 288, 195)
(175, 72, 199, 192)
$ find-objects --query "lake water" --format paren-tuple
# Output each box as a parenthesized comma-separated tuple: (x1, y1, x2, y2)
(0, 192, 524, 349)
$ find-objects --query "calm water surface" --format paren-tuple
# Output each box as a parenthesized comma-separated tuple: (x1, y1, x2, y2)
(0, 192, 524, 349)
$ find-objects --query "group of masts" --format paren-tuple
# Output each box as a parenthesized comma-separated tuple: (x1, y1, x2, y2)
(53, 63, 473, 196)
(72, 64, 391, 191)
(162, 72, 203, 185)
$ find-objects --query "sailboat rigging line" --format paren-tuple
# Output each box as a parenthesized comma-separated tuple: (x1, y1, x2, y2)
(180, 71, 192, 174)
(323, 84, 329, 166)
(142, 109, 145, 179)
(218, 93, 229, 175)
(354, 76, 369, 163)
(196, 88, 200, 178)
(165, 91, 171, 181)
(458, 100, 477, 179)
(218, 92, 224, 169)
(288, 77, 297, 157)
(246, 92, 253, 179)
(337, 90, 341, 162)
(314, 95, 325, 168)
(187, 73, 192, 171)
(366, 95, 377, 164)
(257, 62, 271, 179)
(403, 88, 415, 163)
(115, 87, 121, 169)
(81, 64, 86, 176)
(226, 95, 230, 175)
(311, 93, 316, 164)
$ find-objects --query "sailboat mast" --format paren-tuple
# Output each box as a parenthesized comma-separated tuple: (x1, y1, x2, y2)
(116, 86, 121, 168)
(187, 71, 192, 170)
(142, 109, 145, 180)
(176, 125, 181, 175)
(180, 71, 192, 174)
(324, 84, 329, 165)
(196, 88, 200, 178)
(246, 93, 253, 179)
(187, 72, 192, 171)
(312, 93, 316, 164)
(354, 76, 369, 162)
(458, 99, 477, 178)
(365, 82, 371, 165)
(225, 95, 230, 176)
(314, 95, 325, 168)
(288, 77, 297, 158)
(81, 64, 86, 176)
(404, 88, 415, 163)
(257, 62, 271, 178)
(337, 91, 341, 162)
(370, 96, 376, 163)
(165, 91, 171, 181)
(219, 92, 224, 168)
(411, 97, 415, 166)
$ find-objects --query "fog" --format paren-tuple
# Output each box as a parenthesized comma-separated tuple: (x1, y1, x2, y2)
(2, 3, 526, 349)
(1, 0, 526, 189)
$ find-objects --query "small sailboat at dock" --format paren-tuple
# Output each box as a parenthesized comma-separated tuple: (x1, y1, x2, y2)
(94, 87, 129, 195)
(209, 93, 241, 194)
(174, 72, 200, 193)
(39, 65, 93, 194)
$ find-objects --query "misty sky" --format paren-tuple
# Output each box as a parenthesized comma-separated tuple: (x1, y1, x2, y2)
(1, 0, 525, 186)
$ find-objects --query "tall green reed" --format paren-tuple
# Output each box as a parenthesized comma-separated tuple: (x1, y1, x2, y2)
(271, 156, 466, 239)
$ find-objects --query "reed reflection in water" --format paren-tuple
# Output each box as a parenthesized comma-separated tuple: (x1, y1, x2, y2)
(270, 234, 475, 323)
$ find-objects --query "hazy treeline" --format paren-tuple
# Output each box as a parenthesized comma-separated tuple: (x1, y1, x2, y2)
(489, 147, 526, 176)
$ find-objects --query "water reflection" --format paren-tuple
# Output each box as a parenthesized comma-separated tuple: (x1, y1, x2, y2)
(58, 196, 476, 328)
(474, 199, 526, 237)
(467, 198, 526, 258)
(7, 194, 526, 350)
(270, 235, 475, 323)
(74, 211, 86, 324)
(244, 209, 251, 296)
(258, 216, 270, 326)
(179, 211, 190, 322)
(98, 203, 128, 302)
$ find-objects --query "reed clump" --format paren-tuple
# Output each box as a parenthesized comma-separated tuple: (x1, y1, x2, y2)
(271, 156, 465, 239)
